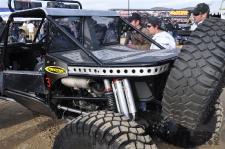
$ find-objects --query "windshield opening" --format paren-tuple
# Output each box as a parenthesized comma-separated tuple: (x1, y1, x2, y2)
(49, 15, 152, 52)
(83, 16, 120, 50)
(49, 16, 82, 52)
(7, 17, 43, 44)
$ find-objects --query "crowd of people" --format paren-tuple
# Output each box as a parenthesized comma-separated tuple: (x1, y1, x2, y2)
(0, 17, 45, 44)
(125, 2, 210, 50)
(8, 21, 42, 43)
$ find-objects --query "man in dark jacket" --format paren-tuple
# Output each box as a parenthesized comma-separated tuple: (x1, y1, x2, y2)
(190, 3, 210, 31)
(127, 13, 151, 50)
(0, 16, 5, 36)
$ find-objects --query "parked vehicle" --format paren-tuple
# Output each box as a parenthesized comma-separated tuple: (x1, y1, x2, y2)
(174, 23, 191, 45)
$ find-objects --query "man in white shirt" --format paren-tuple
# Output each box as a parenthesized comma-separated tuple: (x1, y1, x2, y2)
(190, 3, 210, 31)
(147, 17, 176, 50)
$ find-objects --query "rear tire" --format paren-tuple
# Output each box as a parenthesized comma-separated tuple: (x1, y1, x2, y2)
(53, 111, 157, 149)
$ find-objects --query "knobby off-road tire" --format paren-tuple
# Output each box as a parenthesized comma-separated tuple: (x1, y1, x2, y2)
(190, 99, 224, 145)
(155, 99, 224, 147)
(53, 111, 157, 149)
(162, 17, 225, 130)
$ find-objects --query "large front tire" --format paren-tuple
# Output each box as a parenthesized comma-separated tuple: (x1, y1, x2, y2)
(53, 111, 157, 149)
(162, 17, 225, 130)
(161, 17, 225, 146)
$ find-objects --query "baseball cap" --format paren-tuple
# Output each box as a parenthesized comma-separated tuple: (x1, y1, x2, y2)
(192, 3, 210, 16)
(148, 16, 162, 27)
(129, 13, 141, 22)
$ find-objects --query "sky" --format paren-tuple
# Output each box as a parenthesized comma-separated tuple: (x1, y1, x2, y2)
(0, 0, 222, 13)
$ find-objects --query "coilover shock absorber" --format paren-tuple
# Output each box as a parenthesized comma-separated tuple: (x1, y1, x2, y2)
(112, 79, 137, 120)
(104, 79, 117, 111)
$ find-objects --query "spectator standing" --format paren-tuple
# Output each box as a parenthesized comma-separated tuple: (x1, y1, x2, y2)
(21, 21, 28, 33)
(69, 21, 79, 38)
(127, 13, 151, 50)
(38, 25, 45, 41)
(190, 3, 210, 31)
(172, 20, 179, 38)
(27, 21, 35, 40)
(18, 29, 27, 43)
(0, 16, 3, 23)
(0, 16, 5, 35)
(147, 16, 176, 50)
(10, 23, 20, 42)
(165, 19, 174, 36)
(103, 22, 118, 43)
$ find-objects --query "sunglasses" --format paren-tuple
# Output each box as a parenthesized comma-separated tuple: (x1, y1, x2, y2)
(147, 24, 152, 28)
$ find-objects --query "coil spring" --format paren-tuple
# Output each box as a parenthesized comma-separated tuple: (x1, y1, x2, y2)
(105, 91, 116, 111)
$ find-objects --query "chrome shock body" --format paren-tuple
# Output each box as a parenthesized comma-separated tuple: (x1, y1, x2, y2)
(112, 78, 137, 120)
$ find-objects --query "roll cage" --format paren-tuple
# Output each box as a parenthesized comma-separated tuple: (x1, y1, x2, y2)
(8, 0, 83, 12)
(1, 8, 165, 69)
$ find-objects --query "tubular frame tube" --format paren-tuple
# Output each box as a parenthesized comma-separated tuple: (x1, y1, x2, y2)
(52, 96, 107, 101)
(47, 16, 103, 66)
(57, 105, 87, 114)
(120, 17, 165, 49)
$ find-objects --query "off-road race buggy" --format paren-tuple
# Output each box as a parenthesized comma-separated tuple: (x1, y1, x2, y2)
(0, 0, 225, 148)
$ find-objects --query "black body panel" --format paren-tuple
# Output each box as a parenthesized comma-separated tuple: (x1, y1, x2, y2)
(3, 71, 46, 94)
(45, 55, 68, 84)
(49, 46, 180, 67)
(4, 90, 56, 118)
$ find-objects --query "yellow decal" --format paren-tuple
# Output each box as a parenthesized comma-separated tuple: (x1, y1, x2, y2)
(45, 66, 66, 74)
(170, 10, 188, 16)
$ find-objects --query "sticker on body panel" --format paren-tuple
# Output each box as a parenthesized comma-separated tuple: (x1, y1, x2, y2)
(45, 66, 67, 74)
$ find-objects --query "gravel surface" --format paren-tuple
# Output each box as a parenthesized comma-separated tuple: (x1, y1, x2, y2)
(0, 91, 225, 149)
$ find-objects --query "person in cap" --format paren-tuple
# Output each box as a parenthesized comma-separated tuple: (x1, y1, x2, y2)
(147, 16, 176, 50)
(190, 3, 210, 31)
(129, 13, 142, 28)
(0, 16, 3, 23)
(0, 16, 5, 35)
(127, 13, 151, 50)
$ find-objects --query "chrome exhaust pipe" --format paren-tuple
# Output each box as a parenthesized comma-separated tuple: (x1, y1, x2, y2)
(61, 77, 91, 89)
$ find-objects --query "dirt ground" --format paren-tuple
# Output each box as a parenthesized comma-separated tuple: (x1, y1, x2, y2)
(0, 100, 64, 149)
(0, 91, 225, 149)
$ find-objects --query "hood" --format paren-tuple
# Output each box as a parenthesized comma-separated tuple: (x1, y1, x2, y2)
(49, 45, 180, 67)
